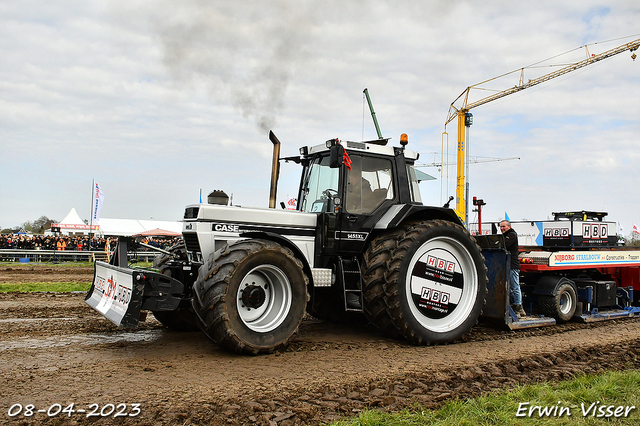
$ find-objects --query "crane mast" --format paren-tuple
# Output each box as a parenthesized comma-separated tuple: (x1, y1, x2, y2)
(445, 37, 640, 225)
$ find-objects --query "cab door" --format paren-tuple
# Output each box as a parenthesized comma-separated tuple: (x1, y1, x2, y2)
(337, 153, 396, 254)
(298, 155, 341, 259)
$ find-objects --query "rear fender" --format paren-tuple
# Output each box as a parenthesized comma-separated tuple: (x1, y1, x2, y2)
(373, 204, 463, 230)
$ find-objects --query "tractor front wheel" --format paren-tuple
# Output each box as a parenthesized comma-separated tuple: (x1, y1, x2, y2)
(193, 239, 308, 355)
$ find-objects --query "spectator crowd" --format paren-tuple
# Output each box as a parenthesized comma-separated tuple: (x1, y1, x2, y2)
(0, 234, 181, 251)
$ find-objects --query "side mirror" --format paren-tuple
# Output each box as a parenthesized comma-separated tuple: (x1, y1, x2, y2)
(329, 144, 344, 168)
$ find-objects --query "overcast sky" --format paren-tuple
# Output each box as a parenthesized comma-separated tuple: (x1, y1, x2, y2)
(1, 1, 639, 235)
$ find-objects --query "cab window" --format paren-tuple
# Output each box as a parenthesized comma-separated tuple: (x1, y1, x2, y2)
(300, 156, 339, 213)
(406, 163, 423, 203)
(345, 155, 394, 214)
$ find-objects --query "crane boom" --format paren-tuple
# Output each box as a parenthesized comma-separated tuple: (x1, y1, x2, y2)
(418, 156, 520, 168)
(447, 38, 640, 125)
(363, 88, 384, 140)
(445, 37, 639, 225)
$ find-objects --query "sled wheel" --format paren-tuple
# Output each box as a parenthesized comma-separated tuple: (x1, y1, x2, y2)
(151, 242, 200, 332)
(539, 282, 577, 323)
(383, 220, 487, 345)
(193, 239, 308, 355)
(362, 227, 405, 339)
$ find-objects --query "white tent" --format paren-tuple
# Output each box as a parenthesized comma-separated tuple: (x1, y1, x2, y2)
(51, 208, 97, 235)
(50, 208, 182, 237)
(96, 218, 182, 237)
(60, 208, 85, 225)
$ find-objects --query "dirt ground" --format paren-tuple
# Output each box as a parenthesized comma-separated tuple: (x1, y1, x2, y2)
(0, 264, 93, 284)
(1, 265, 640, 425)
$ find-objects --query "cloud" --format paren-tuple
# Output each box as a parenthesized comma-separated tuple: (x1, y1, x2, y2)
(1, 0, 639, 233)
(148, 1, 326, 133)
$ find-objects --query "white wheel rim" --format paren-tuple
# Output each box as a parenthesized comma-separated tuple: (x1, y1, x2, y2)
(405, 236, 478, 333)
(236, 265, 292, 333)
(559, 291, 573, 315)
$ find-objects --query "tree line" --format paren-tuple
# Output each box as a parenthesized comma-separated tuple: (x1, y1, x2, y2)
(1, 216, 57, 234)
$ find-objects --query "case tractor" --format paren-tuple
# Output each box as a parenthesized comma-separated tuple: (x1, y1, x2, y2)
(86, 131, 488, 354)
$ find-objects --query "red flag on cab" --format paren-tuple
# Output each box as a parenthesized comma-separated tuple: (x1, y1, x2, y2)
(343, 149, 352, 171)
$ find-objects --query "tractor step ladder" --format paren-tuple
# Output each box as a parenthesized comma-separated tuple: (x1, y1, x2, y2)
(339, 257, 364, 312)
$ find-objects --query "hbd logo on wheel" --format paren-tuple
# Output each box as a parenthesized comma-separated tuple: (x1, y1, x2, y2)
(420, 287, 450, 306)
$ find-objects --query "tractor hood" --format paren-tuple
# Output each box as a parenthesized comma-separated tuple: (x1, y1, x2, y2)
(182, 204, 318, 265)
(184, 204, 317, 229)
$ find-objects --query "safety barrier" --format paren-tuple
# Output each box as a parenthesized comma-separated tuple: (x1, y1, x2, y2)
(0, 250, 160, 263)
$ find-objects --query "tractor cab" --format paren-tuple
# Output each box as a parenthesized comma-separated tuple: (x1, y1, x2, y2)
(295, 137, 423, 258)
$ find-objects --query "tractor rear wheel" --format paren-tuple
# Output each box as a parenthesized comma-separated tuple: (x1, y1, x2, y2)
(193, 239, 308, 355)
(151, 242, 200, 332)
(362, 227, 405, 339)
(382, 220, 487, 345)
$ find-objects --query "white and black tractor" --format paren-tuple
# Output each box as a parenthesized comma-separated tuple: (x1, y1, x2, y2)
(86, 132, 487, 354)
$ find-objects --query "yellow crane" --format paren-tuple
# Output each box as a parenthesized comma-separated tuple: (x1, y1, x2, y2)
(445, 37, 640, 225)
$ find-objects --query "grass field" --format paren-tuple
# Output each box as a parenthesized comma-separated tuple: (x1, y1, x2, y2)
(332, 370, 639, 426)
(0, 282, 91, 292)
(0, 261, 96, 267)
(0, 261, 151, 292)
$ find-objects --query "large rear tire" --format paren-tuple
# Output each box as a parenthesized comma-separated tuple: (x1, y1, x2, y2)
(193, 239, 308, 355)
(362, 227, 405, 339)
(151, 242, 200, 332)
(382, 220, 487, 345)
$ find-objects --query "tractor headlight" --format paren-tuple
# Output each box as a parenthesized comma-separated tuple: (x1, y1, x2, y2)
(325, 138, 339, 149)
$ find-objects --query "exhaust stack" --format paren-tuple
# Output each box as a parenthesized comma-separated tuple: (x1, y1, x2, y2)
(268, 130, 281, 209)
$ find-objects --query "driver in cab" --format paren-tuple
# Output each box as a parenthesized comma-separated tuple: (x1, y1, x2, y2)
(346, 169, 374, 214)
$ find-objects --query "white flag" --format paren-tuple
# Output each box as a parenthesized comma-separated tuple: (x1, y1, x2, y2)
(286, 195, 297, 210)
(92, 181, 105, 221)
(633, 223, 640, 235)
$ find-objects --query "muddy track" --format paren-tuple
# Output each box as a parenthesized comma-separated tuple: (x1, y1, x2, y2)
(0, 265, 94, 284)
(1, 267, 640, 425)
